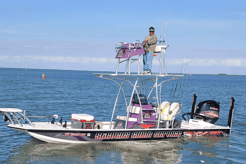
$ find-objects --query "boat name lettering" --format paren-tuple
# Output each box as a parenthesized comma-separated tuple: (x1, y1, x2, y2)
(209, 131, 222, 135)
(94, 132, 130, 140)
(184, 131, 222, 137)
(131, 132, 153, 139)
(153, 131, 182, 138)
(64, 133, 86, 136)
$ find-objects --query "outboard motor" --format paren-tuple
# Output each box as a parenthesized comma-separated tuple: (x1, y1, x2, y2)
(194, 100, 220, 124)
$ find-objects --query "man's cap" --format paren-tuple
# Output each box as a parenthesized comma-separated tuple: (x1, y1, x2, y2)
(149, 27, 155, 32)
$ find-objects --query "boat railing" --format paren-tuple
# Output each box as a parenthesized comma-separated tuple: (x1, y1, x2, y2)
(0, 108, 34, 127)
(0, 108, 60, 127)
(114, 40, 169, 75)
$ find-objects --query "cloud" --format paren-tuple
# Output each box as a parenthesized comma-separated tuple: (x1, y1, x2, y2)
(2, 54, 245, 68)
(0, 55, 116, 65)
(1, 40, 246, 74)
(0, 55, 8, 60)
(153, 57, 191, 66)
(167, 58, 246, 67)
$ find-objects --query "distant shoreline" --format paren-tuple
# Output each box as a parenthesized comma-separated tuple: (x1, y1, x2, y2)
(0, 67, 245, 76)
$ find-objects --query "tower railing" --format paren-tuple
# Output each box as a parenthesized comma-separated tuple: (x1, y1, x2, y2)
(115, 40, 168, 75)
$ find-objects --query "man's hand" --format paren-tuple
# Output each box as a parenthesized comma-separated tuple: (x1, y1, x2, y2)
(143, 40, 148, 43)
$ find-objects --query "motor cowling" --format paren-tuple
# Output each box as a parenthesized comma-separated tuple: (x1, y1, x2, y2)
(194, 100, 220, 124)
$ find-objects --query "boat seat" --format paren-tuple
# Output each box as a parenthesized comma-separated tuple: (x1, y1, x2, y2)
(160, 102, 180, 121)
(160, 101, 170, 120)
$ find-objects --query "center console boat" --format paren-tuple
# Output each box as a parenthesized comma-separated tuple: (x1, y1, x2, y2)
(0, 40, 235, 143)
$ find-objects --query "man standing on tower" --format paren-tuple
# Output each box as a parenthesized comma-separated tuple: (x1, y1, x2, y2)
(142, 27, 158, 74)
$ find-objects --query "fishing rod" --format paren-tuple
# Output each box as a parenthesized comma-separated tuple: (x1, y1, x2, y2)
(179, 58, 192, 104)
(177, 58, 190, 99)
(169, 81, 175, 100)
(170, 60, 185, 103)
(168, 63, 180, 101)
(163, 6, 169, 42)
(160, 5, 166, 44)
(158, 5, 170, 74)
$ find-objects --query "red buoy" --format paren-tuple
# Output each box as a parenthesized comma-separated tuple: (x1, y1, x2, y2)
(42, 73, 45, 79)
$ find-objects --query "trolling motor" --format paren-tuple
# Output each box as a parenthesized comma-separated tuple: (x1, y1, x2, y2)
(182, 94, 220, 124)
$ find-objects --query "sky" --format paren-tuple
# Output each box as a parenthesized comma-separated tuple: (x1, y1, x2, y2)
(0, 0, 246, 75)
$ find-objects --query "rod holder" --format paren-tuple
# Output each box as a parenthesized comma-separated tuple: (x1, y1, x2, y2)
(24, 110, 26, 120)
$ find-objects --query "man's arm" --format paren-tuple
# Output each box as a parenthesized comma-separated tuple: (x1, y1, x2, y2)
(143, 36, 149, 43)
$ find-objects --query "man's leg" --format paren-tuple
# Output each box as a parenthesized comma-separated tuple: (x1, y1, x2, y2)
(146, 52, 153, 73)
(143, 53, 147, 71)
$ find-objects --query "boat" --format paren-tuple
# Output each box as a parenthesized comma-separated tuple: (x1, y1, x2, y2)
(0, 40, 235, 143)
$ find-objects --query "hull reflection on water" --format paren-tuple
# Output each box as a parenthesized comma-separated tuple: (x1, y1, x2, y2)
(8, 136, 229, 163)
(9, 139, 183, 163)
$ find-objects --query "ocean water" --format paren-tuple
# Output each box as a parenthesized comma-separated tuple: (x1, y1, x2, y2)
(0, 68, 246, 164)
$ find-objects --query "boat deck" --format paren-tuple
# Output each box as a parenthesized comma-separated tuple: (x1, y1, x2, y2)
(7, 120, 230, 131)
